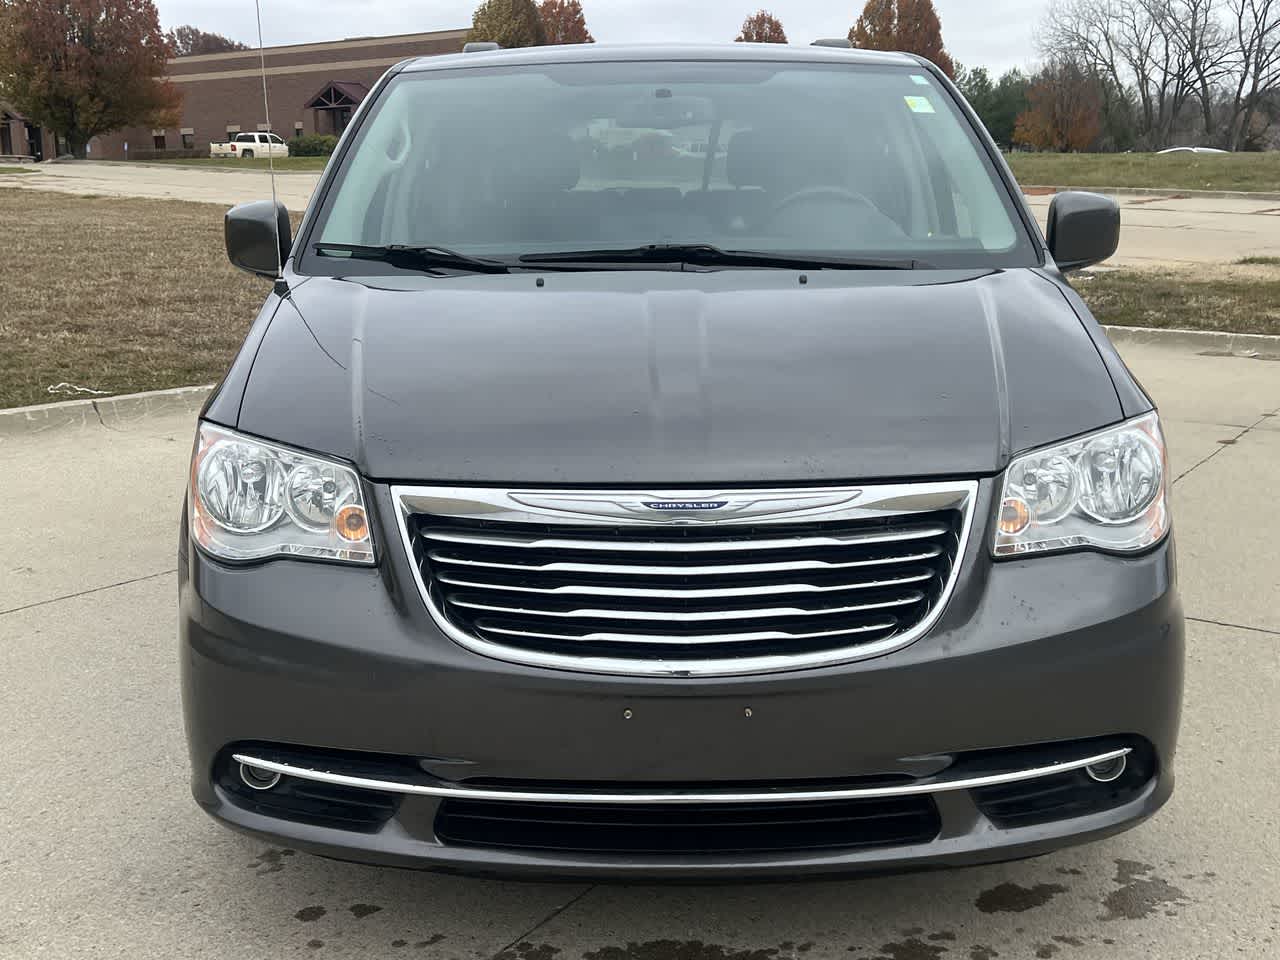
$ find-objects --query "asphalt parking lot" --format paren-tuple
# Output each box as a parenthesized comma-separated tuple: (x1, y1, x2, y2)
(1, 337, 1277, 960)
(4, 160, 1280, 267)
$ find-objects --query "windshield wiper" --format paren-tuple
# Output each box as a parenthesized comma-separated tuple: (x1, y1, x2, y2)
(314, 242, 511, 274)
(518, 244, 923, 271)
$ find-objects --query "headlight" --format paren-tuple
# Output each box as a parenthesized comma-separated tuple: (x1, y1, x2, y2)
(189, 423, 374, 564)
(994, 411, 1169, 557)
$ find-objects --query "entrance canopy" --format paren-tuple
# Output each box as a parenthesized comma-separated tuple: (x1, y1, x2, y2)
(305, 81, 370, 136)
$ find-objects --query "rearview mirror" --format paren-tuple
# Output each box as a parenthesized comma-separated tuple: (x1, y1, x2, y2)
(616, 95, 714, 130)
(225, 200, 291, 279)
(1046, 191, 1120, 272)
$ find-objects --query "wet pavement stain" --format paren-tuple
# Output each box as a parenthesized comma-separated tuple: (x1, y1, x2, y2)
(927, 933, 956, 942)
(967, 949, 998, 960)
(1033, 946, 1058, 959)
(248, 847, 297, 875)
(975, 882, 1068, 914)
(582, 942, 779, 960)
(307, 939, 324, 950)
(349, 903, 384, 919)
(1051, 936, 1084, 947)
(1100, 860, 1190, 921)
(294, 906, 327, 922)
(867, 938, 948, 960)
(392, 941, 408, 949)
(416, 934, 446, 948)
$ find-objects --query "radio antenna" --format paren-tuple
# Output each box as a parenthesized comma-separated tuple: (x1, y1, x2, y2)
(253, 0, 285, 287)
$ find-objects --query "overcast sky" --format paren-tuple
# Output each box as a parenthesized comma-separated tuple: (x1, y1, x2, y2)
(156, 1, 1046, 75)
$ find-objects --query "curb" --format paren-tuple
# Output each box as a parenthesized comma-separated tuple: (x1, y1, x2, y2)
(1104, 324, 1280, 357)
(0, 384, 213, 439)
(70, 160, 319, 176)
(1022, 184, 1280, 202)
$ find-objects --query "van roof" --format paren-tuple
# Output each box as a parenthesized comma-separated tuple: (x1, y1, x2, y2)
(400, 42, 926, 75)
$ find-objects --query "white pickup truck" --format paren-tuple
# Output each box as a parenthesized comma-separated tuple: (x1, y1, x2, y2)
(209, 132, 290, 159)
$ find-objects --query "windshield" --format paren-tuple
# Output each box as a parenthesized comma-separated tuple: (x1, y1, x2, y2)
(303, 59, 1035, 273)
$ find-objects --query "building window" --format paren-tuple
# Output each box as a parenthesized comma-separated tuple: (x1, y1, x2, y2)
(181, 133, 194, 149)
(294, 122, 304, 138)
(153, 134, 166, 150)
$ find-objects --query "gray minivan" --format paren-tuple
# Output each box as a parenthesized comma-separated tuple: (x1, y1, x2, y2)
(180, 42, 1182, 879)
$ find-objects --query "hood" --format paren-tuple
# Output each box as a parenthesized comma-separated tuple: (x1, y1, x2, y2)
(232, 269, 1123, 485)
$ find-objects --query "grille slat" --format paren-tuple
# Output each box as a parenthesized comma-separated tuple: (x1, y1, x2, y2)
(411, 500, 964, 668)
(449, 591, 924, 622)
(426, 544, 946, 576)
(423, 523, 951, 553)
(478, 618, 902, 646)
(437, 569, 935, 599)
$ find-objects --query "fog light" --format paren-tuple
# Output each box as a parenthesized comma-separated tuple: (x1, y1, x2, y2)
(1085, 755, 1127, 783)
(239, 762, 283, 791)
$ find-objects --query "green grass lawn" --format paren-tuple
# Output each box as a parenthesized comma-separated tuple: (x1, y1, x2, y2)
(139, 156, 330, 172)
(1006, 152, 1280, 194)
(0, 165, 37, 174)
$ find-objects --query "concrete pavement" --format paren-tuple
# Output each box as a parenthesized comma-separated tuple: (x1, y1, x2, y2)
(0, 159, 320, 210)
(1, 337, 1277, 960)
(5, 161, 1280, 267)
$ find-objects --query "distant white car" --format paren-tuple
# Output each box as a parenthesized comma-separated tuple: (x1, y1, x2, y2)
(209, 132, 291, 160)
(1157, 146, 1230, 155)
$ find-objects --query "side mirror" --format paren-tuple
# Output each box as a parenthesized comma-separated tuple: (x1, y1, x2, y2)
(1046, 191, 1120, 272)
(225, 200, 291, 278)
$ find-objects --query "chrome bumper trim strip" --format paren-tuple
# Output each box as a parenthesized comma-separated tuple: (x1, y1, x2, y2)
(231, 748, 1132, 806)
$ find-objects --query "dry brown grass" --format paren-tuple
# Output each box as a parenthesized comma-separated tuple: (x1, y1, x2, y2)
(1075, 263, 1280, 336)
(0, 189, 271, 408)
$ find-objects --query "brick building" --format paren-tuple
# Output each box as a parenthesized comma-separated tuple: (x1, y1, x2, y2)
(2, 28, 467, 163)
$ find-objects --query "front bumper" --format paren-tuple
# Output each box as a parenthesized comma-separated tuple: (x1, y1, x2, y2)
(179, 483, 1183, 879)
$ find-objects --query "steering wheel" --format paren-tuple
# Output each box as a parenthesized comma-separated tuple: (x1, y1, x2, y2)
(768, 186, 878, 220)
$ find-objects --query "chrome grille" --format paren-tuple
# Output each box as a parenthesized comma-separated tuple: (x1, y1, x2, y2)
(394, 483, 977, 677)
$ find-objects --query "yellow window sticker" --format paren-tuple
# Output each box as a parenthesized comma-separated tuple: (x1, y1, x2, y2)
(904, 95, 936, 114)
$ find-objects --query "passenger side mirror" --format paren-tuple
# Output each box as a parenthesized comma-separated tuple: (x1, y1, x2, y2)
(1046, 191, 1120, 272)
(225, 199, 291, 279)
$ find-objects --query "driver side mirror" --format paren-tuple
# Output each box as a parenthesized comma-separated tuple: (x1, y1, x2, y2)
(225, 199, 291, 279)
(1046, 191, 1120, 272)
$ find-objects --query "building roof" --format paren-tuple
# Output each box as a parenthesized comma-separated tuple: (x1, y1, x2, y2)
(169, 28, 468, 66)
(401, 42, 924, 74)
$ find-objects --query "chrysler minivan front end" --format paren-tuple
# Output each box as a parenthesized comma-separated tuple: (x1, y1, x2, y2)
(179, 43, 1182, 879)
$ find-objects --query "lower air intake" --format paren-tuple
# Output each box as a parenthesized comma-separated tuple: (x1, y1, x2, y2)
(434, 796, 942, 855)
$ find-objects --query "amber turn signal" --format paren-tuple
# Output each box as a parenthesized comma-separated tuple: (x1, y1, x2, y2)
(999, 497, 1031, 536)
(335, 504, 369, 542)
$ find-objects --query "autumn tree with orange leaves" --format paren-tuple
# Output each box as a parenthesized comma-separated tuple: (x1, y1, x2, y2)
(850, 0, 955, 78)
(538, 0, 593, 44)
(0, 0, 181, 157)
(736, 10, 787, 43)
(1014, 59, 1103, 152)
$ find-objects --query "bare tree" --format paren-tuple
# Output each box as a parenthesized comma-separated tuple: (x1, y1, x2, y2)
(1040, 0, 1280, 148)
(1225, 0, 1280, 148)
